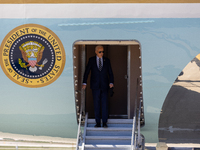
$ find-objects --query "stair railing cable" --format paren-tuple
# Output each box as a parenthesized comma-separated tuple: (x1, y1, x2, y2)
(76, 89, 85, 150)
(131, 78, 145, 150)
(138, 97, 141, 147)
(76, 105, 83, 150)
(131, 113, 137, 150)
(137, 97, 144, 149)
(131, 78, 139, 150)
(81, 112, 88, 150)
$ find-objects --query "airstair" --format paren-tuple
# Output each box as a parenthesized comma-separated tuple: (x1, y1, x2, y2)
(76, 98, 145, 150)
(75, 76, 145, 150)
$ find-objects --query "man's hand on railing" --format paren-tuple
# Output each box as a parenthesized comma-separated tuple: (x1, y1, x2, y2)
(109, 83, 114, 88)
(82, 85, 87, 89)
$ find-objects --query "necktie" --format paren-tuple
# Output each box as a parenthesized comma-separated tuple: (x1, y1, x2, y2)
(99, 58, 102, 71)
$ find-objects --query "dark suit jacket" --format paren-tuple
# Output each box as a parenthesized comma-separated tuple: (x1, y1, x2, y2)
(83, 56, 114, 90)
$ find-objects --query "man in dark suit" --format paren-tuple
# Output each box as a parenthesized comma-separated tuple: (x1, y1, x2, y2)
(82, 45, 114, 128)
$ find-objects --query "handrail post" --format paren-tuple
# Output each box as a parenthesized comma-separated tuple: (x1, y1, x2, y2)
(81, 112, 88, 150)
(76, 90, 85, 150)
(76, 111, 82, 150)
(131, 78, 139, 150)
(131, 116, 136, 150)
(131, 78, 145, 150)
(137, 98, 142, 148)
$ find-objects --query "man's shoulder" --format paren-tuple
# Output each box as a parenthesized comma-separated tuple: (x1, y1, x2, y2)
(89, 56, 110, 61)
(89, 56, 96, 61)
(103, 57, 110, 62)
(89, 56, 96, 59)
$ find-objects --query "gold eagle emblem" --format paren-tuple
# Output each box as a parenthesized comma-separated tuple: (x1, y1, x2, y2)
(19, 41, 47, 72)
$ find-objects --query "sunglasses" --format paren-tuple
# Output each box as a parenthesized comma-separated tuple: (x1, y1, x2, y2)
(99, 51, 104, 54)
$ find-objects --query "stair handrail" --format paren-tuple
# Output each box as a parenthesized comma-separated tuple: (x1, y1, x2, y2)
(131, 78, 139, 150)
(76, 88, 86, 150)
(81, 112, 88, 150)
(131, 115, 137, 150)
(131, 77, 145, 150)
(76, 105, 83, 150)
(137, 98, 143, 149)
(137, 99, 141, 145)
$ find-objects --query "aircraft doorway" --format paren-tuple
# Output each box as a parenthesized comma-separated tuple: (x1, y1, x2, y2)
(85, 45, 127, 119)
(73, 41, 144, 120)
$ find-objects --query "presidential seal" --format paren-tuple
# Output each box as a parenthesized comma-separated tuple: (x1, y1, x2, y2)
(0, 24, 66, 88)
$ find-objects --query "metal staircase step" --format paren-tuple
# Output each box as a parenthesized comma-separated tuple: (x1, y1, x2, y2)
(86, 127, 132, 136)
(85, 136, 131, 145)
(84, 144, 131, 150)
(88, 119, 133, 124)
(87, 119, 133, 128)
(77, 118, 136, 149)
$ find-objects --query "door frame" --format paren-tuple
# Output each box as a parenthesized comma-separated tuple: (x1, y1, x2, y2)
(73, 40, 142, 120)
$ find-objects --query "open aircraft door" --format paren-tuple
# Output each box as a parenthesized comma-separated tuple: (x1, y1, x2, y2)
(73, 40, 145, 121)
(73, 40, 145, 149)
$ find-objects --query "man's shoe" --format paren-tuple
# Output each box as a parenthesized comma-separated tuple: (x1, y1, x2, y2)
(94, 123, 101, 128)
(103, 123, 108, 128)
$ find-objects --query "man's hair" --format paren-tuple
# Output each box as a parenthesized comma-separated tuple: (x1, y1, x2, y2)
(95, 45, 104, 52)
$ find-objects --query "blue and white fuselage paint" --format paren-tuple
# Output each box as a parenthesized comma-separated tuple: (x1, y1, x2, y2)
(0, 3, 200, 144)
